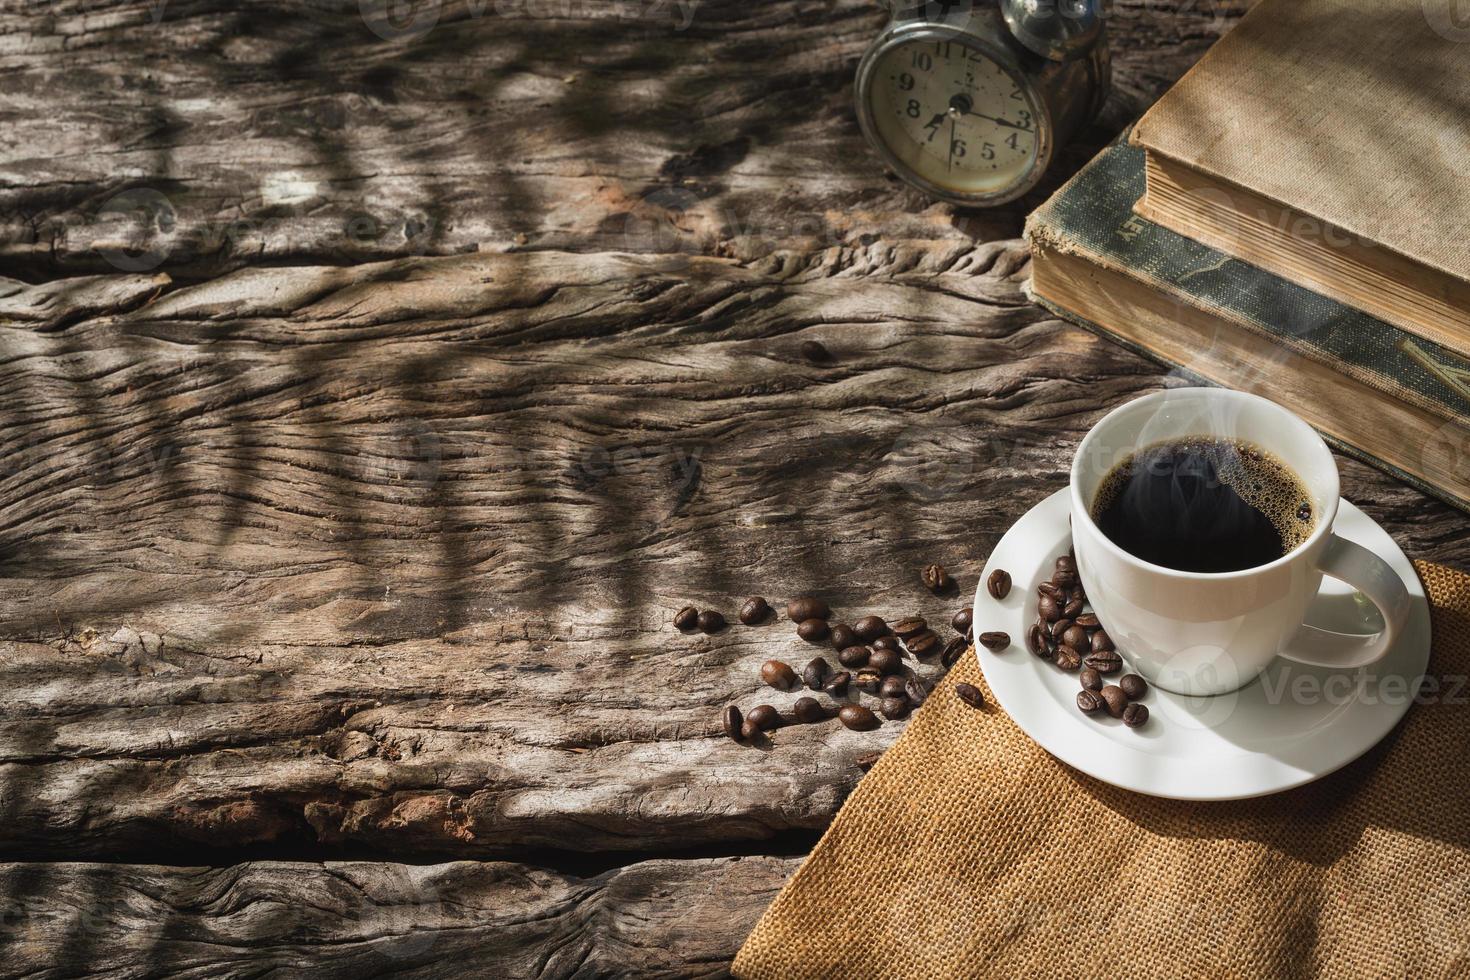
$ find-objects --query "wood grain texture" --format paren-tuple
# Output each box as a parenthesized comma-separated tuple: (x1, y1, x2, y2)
(0, 856, 798, 977)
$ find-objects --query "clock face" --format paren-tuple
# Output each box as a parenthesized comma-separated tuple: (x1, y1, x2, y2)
(866, 37, 1043, 200)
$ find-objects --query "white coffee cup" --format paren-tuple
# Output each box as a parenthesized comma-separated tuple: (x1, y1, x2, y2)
(1070, 388, 1411, 697)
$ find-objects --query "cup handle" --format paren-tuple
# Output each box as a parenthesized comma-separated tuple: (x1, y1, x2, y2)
(1277, 533, 1412, 670)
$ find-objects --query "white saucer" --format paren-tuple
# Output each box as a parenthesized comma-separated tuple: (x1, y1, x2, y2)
(974, 489, 1430, 801)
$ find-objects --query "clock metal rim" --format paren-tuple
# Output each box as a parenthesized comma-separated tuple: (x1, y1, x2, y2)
(854, 21, 1054, 208)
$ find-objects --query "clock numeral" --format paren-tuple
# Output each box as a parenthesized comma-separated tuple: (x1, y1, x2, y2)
(1006, 132, 1021, 150)
(968, 48, 988, 63)
(1016, 109, 1032, 130)
(925, 116, 943, 141)
(912, 51, 932, 71)
(907, 99, 922, 118)
(951, 138, 967, 159)
(1010, 88, 1024, 100)
(981, 142, 996, 160)
(897, 72, 915, 92)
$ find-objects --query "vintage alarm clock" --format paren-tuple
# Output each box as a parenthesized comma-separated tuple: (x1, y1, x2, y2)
(855, 0, 1110, 207)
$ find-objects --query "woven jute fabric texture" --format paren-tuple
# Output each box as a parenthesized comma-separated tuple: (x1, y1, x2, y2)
(734, 560, 1470, 979)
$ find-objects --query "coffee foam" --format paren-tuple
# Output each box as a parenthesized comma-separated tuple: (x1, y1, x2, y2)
(1092, 436, 1315, 555)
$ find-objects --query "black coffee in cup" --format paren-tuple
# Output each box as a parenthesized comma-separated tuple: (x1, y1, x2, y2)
(1090, 437, 1315, 573)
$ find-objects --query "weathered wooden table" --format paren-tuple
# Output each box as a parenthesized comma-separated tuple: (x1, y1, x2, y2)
(2, 0, 1464, 974)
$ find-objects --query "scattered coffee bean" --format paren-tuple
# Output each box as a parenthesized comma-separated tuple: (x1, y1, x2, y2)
(1090, 629, 1114, 653)
(855, 668, 883, 694)
(978, 630, 1010, 652)
(1085, 650, 1123, 674)
(838, 703, 880, 731)
(853, 615, 889, 642)
(786, 596, 830, 623)
(1075, 613, 1100, 628)
(922, 563, 953, 594)
(952, 606, 974, 636)
(797, 618, 831, 642)
(1050, 618, 1073, 640)
(986, 568, 1011, 600)
(760, 659, 799, 690)
(800, 339, 832, 364)
(880, 675, 907, 698)
(1119, 674, 1148, 700)
(1055, 554, 1076, 574)
(1063, 597, 1084, 619)
(746, 704, 780, 731)
(1038, 581, 1064, 600)
(880, 696, 910, 720)
(1052, 567, 1078, 589)
(907, 630, 942, 658)
(904, 677, 928, 707)
(674, 606, 700, 631)
(872, 635, 902, 653)
(1037, 595, 1061, 621)
(1080, 667, 1103, 692)
(1027, 623, 1049, 657)
(955, 683, 986, 710)
(823, 671, 851, 696)
(829, 622, 858, 650)
(856, 750, 883, 770)
(739, 596, 771, 625)
(697, 610, 726, 633)
(1122, 703, 1149, 728)
(1100, 685, 1127, 718)
(838, 645, 871, 669)
(940, 636, 968, 665)
(721, 704, 743, 742)
(870, 648, 903, 675)
(740, 720, 762, 740)
(802, 658, 830, 691)
(793, 696, 826, 725)
(1055, 646, 1082, 671)
(891, 617, 927, 640)
(1076, 689, 1105, 714)
(1061, 625, 1089, 650)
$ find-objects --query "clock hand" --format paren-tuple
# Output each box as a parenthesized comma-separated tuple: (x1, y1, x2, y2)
(948, 117, 958, 171)
(963, 109, 1029, 131)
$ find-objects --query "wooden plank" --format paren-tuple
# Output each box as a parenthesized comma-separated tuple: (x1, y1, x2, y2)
(0, 244, 1461, 860)
(0, 0, 1257, 277)
(0, 856, 799, 977)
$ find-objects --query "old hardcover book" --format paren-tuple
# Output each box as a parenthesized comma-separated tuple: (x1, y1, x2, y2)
(1026, 141, 1470, 513)
(1129, 0, 1470, 353)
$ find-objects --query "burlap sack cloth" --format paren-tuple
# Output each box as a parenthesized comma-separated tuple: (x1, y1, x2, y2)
(734, 561, 1470, 979)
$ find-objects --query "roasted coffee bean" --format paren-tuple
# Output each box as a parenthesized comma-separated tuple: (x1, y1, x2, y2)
(800, 339, 832, 363)
(838, 703, 881, 731)
(838, 645, 871, 669)
(1100, 685, 1128, 718)
(940, 636, 968, 665)
(891, 617, 928, 640)
(986, 568, 1011, 600)
(697, 610, 726, 633)
(739, 596, 771, 625)
(856, 750, 883, 770)
(978, 630, 1010, 652)
(922, 563, 953, 594)
(1037, 594, 1061, 621)
(1119, 673, 1148, 700)
(1050, 618, 1073, 639)
(823, 671, 851, 696)
(1075, 613, 1100, 628)
(1027, 623, 1049, 657)
(872, 635, 902, 653)
(1080, 667, 1103, 692)
(1063, 597, 1084, 619)
(904, 677, 928, 707)
(880, 696, 910, 720)
(802, 658, 830, 691)
(855, 668, 883, 694)
(786, 596, 830, 623)
(829, 622, 858, 650)
(674, 606, 700, 631)
(870, 648, 903, 675)
(907, 630, 942, 658)
(746, 704, 780, 731)
(1076, 689, 1105, 714)
(1052, 568, 1078, 589)
(1090, 629, 1114, 653)
(797, 618, 831, 642)
(1054, 645, 1083, 671)
(740, 720, 761, 740)
(955, 683, 986, 710)
(952, 606, 974, 636)
(1061, 625, 1089, 650)
(880, 675, 907, 699)
(853, 615, 889, 642)
(760, 660, 799, 690)
(721, 704, 743, 742)
(793, 696, 827, 725)
(1122, 703, 1150, 728)
(1037, 581, 1064, 600)
(1085, 650, 1123, 674)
